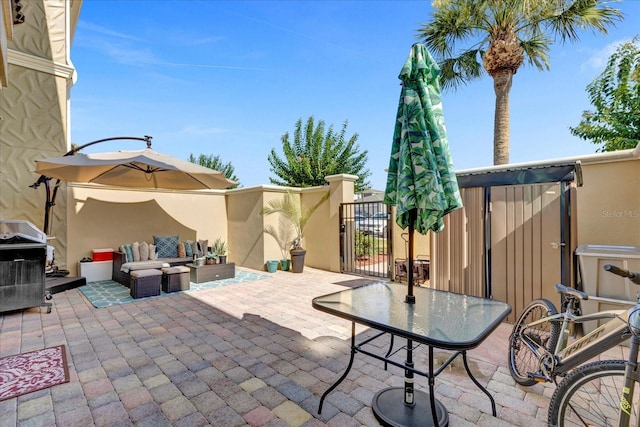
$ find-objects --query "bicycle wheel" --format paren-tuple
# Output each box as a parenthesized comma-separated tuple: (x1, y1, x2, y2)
(548, 360, 639, 426)
(508, 298, 560, 386)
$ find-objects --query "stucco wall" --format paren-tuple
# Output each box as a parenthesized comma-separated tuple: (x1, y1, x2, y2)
(576, 157, 640, 247)
(225, 175, 356, 272)
(0, 0, 76, 267)
(67, 185, 228, 276)
(65, 175, 357, 275)
(226, 187, 273, 271)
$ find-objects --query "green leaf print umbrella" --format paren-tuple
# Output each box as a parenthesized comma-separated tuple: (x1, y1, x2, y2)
(377, 43, 463, 426)
(384, 42, 462, 303)
(384, 42, 462, 238)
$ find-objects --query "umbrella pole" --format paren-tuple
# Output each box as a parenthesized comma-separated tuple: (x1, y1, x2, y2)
(32, 136, 153, 236)
(404, 208, 415, 407)
(405, 209, 416, 304)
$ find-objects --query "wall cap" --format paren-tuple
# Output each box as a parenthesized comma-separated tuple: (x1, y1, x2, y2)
(325, 173, 358, 183)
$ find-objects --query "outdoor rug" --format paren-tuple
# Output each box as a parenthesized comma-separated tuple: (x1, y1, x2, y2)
(79, 269, 270, 308)
(0, 345, 70, 401)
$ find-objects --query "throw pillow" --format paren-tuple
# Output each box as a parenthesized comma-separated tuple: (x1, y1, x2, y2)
(149, 244, 157, 260)
(153, 235, 179, 258)
(177, 242, 186, 258)
(198, 239, 208, 257)
(132, 241, 141, 262)
(139, 241, 149, 261)
(190, 241, 199, 258)
(123, 244, 134, 264)
(119, 245, 129, 262)
(184, 241, 193, 257)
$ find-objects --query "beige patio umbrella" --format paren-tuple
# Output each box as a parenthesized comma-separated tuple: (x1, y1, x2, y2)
(33, 136, 236, 236)
(35, 148, 236, 190)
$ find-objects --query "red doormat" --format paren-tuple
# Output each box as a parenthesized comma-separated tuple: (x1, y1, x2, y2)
(0, 345, 70, 401)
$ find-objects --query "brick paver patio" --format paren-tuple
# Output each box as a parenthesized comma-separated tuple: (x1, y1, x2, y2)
(0, 266, 555, 426)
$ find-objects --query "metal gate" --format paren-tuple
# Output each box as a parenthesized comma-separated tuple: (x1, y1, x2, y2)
(340, 202, 391, 278)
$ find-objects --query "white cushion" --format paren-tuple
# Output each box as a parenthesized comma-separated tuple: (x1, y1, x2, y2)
(139, 241, 149, 261)
(132, 241, 141, 262)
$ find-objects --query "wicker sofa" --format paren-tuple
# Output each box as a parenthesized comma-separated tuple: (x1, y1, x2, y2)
(112, 251, 191, 287)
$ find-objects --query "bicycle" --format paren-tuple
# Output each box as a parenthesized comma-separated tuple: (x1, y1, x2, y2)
(508, 264, 640, 426)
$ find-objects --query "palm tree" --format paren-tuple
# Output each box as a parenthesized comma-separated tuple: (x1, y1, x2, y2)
(418, 0, 622, 165)
(260, 190, 329, 250)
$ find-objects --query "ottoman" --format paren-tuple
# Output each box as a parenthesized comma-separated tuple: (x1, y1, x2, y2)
(161, 266, 190, 293)
(130, 269, 162, 298)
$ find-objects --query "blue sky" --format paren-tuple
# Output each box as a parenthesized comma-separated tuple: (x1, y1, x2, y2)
(71, 0, 640, 191)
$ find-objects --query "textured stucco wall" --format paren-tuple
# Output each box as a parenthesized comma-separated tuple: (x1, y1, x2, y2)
(65, 176, 357, 275)
(225, 178, 356, 273)
(0, 0, 76, 268)
(67, 185, 229, 276)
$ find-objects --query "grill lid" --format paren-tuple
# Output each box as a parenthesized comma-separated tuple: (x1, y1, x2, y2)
(0, 220, 47, 244)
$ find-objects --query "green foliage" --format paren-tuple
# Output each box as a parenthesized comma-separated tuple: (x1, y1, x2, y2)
(188, 153, 240, 188)
(419, 0, 622, 91)
(260, 190, 329, 249)
(418, 0, 622, 164)
(263, 216, 295, 259)
(354, 231, 374, 259)
(211, 237, 228, 256)
(268, 116, 371, 192)
(570, 37, 640, 152)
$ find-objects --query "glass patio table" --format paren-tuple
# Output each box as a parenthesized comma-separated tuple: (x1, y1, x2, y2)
(312, 281, 511, 427)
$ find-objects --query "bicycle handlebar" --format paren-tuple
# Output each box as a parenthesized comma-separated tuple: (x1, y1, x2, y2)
(604, 264, 640, 285)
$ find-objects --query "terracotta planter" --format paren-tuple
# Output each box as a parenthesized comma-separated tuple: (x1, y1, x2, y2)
(205, 258, 215, 265)
(290, 248, 306, 273)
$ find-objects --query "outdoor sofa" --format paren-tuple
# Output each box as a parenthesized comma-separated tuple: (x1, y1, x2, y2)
(111, 236, 207, 286)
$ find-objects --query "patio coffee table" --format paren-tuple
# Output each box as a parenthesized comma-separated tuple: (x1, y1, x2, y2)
(312, 281, 511, 427)
(186, 262, 235, 283)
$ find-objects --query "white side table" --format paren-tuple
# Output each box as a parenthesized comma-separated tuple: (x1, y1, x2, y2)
(78, 260, 113, 282)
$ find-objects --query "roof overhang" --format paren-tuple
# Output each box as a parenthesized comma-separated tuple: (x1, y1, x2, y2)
(455, 145, 639, 189)
(457, 162, 581, 188)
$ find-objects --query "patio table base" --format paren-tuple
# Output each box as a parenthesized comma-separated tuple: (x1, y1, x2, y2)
(372, 387, 448, 427)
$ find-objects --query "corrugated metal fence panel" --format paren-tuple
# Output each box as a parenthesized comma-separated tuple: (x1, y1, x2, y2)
(466, 187, 486, 297)
(431, 187, 485, 297)
(490, 184, 562, 322)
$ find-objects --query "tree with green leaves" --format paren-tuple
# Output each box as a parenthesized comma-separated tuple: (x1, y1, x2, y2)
(418, 0, 622, 165)
(268, 116, 371, 192)
(260, 189, 329, 250)
(570, 37, 640, 152)
(188, 153, 240, 188)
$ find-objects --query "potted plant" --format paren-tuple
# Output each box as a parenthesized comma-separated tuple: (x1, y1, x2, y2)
(211, 237, 228, 264)
(266, 260, 279, 273)
(263, 216, 295, 271)
(205, 251, 217, 265)
(261, 190, 329, 273)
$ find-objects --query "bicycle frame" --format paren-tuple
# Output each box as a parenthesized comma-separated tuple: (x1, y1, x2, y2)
(515, 265, 640, 426)
(616, 333, 640, 426)
(521, 297, 636, 376)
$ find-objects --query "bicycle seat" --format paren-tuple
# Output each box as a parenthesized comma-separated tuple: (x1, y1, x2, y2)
(555, 283, 588, 300)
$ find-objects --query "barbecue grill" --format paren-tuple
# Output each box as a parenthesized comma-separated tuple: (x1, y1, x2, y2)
(0, 220, 52, 313)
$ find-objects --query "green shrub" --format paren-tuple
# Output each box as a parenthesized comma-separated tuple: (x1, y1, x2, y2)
(354, 231, 374, 259)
